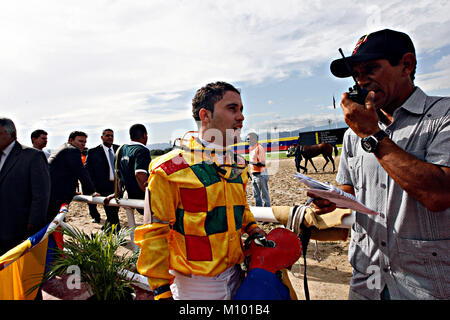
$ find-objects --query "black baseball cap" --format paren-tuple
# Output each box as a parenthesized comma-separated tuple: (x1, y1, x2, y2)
(330, 29, 415, 78)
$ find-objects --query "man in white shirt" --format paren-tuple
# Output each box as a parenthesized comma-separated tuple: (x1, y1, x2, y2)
(31, 129, 50, 159)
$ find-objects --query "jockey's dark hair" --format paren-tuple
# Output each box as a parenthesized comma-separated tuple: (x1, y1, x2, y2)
(386, 53, 416, 82)
(192, 81, 240, 121)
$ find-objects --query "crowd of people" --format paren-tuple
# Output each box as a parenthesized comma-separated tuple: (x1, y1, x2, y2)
(0, 28, 449, 300)
(0, 121, 153, 255)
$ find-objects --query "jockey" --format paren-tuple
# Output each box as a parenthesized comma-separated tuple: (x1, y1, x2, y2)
(134, 82, 266, 300)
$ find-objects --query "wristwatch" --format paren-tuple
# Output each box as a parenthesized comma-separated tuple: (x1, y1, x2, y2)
(361, 130, 389, 153)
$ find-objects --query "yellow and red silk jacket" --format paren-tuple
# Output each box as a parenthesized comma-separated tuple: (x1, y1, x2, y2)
(134, 138, 258, 298)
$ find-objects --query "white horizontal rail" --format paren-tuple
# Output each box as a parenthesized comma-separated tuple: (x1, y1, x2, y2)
(71, 195, 354, 293)
(73, 195, 144, 209)
(249, 206, 355, 228)
(72, 195, 141, 251)
(72, 195, 354, 230)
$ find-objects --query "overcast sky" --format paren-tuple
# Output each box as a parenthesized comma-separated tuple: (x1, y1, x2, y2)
(1, 0, 450, 149)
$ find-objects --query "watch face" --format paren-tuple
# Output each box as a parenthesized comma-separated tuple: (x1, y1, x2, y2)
(361, 137, 376, 152)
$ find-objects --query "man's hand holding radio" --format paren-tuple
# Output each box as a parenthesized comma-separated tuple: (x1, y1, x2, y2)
(341, 90, 380, 138)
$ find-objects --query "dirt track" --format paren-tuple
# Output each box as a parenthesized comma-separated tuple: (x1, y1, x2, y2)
(248, 156, 351, 300)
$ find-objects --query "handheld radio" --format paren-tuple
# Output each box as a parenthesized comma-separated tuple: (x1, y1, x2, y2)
(338, 48, 368, 105)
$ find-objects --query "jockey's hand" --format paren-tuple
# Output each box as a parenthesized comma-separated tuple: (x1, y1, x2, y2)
(247, 226, 267, 238)
(306, 191, 336, 215)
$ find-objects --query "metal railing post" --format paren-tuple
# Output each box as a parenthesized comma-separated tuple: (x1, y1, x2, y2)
(125, 207, 138, 251)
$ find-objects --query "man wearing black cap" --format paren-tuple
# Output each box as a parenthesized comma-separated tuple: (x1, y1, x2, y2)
(312, 29, 450, 300)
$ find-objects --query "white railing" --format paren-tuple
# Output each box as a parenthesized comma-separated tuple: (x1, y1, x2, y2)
(69, 195, 354, 293)
(72, 195, 354, 247)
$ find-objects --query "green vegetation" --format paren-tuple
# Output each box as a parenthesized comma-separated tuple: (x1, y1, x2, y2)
(30, 225, 138, 300)
(242, 152, 288, 161)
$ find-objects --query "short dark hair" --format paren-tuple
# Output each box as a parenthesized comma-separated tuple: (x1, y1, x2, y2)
(192, 81, 240, 121)
(387, 54, 416, 82)
(31, 129, 48, 141)
(0, 118, 16, 136)
(102, 128, 114, 135)
(68, 131, 87, 141)
(129, 124, 147, 140)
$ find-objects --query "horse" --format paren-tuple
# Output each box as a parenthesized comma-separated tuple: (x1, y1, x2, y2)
(294, 142, 338, 174)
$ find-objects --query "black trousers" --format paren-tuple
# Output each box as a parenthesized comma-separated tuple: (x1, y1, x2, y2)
(88, 203, 120, 225)
(46, 200, 67, 224)
(88, 184, 121, 225)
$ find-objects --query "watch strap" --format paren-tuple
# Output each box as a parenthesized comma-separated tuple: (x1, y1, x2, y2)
(360, 130, 388, 153)
(372, 130, 388, 142)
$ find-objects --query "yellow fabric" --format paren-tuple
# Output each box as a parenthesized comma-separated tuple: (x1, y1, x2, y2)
(0, 239, 48, 300)
(270, 206, 292, 226)
(135, 223, 173, 290)
(303, 207, 351, 241)
(280, 268, 297, 300)
(303, 207, 352, 230)
(135, 138, 257, 292)
(154, 290, 173, 300)
(270, 206, 351, 242)
(0, 240, 32, 267)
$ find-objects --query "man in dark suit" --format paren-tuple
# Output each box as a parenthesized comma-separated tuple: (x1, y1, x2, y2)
(0, 118, 50, 255)
(31, 129, 50, 159)
(85, 129, 120, 227)
(47, 131, 97, 222)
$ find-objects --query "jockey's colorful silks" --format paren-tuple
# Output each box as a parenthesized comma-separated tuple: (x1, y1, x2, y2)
(134, 137, 258, 299)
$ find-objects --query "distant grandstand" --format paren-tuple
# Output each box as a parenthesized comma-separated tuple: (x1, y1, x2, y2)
(233, 127, 348, 154)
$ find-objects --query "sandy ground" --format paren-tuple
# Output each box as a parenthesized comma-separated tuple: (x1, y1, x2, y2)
(56, 155, 351, 300)
(249, 156, 352, 300)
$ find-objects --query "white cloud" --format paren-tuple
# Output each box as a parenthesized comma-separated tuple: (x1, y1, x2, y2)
(246, 112, 277, 118)
(249, 112, 344, 133)
(434, 54, 450, 69)
(416, 70, 450, 92)
(415, 54, 450, 92)
(1, 1, 450, 147)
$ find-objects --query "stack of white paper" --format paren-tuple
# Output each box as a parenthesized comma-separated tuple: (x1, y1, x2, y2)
(293, 172, 378, 215)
